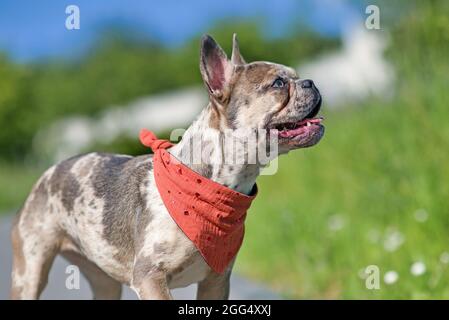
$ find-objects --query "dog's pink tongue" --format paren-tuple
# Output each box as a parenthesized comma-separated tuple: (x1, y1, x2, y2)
(279, 117, 323, 138)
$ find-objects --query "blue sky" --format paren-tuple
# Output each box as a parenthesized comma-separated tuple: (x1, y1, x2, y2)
(0, 0, 362, 62)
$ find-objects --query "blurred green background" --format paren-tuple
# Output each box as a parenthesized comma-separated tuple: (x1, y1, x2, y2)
(1, 0, 448, 299)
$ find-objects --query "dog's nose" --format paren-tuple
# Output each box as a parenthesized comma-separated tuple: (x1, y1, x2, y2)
(300, 79, 314, 89)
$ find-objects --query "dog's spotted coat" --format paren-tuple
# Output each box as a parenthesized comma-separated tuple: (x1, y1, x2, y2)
(11, 34, 324, 299)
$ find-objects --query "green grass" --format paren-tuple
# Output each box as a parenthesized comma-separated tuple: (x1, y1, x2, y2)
(236, 86, 449, 298)
(235, 3, 449, 298)
(0, 162, 41, 213)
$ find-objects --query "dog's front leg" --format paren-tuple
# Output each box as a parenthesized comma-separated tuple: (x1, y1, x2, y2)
(133, 275, 172, 300)
(196, 268, 232, 300)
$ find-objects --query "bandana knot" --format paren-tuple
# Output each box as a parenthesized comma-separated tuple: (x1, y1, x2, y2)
(140, 128, 174, 151)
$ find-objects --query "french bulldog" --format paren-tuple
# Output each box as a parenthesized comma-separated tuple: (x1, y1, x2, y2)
(10, 34, 324, 300)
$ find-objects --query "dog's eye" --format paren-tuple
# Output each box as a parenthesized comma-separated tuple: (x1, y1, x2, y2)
(272, 78, 285, 88)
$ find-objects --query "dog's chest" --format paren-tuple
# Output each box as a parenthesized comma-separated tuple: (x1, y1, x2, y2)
(141, 206, 211, 289)
(135, 170, 212, 287)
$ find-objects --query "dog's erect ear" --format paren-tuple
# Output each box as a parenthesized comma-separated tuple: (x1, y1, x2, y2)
(200, 35, 233, 99)
(231, 33, 246, 66)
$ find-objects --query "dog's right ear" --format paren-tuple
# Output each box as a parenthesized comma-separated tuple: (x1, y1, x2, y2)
(231, 33, 246, 66)
(200, 35, 233, 100)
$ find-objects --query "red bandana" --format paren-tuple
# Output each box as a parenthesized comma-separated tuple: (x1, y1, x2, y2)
(139, 129, 257, 273)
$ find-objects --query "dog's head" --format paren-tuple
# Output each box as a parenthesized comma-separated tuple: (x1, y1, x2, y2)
(200, 34, 324, 153)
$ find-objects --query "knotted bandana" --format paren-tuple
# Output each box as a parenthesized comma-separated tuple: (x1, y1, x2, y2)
(139, 129, 257, 273)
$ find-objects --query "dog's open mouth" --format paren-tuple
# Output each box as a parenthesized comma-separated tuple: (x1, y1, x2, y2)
(273, 98, 324, 139)
(270, 99, 325, 148)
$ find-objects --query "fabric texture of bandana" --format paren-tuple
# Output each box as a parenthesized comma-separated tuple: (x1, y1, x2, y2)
(139, 129, 257, 274)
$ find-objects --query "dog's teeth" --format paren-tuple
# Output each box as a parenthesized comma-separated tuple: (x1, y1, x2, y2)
(306, 122, 311, 127)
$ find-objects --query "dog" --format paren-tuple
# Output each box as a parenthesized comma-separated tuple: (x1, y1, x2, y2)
(10, 34, 324, 300)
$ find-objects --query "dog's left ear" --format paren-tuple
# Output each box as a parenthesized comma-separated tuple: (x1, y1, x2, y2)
(200, 35, 234, 100)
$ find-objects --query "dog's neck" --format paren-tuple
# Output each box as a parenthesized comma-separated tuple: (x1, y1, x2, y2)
(169, 103, 261, 195)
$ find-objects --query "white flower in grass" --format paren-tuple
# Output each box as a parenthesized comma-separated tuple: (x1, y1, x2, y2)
(410, 261, 426, 276)
(414, 209, 428, 223)
(440, 252, 449, 264)
(328, 214, 345, 231)
(383, 229, 405, 252)
(384, 271, 399, 284)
